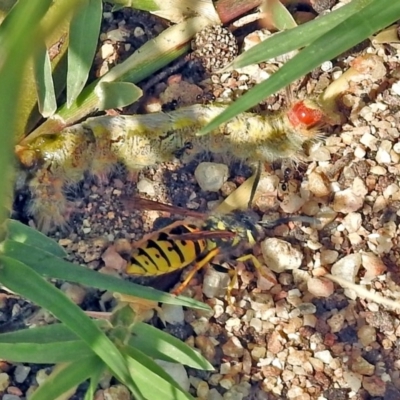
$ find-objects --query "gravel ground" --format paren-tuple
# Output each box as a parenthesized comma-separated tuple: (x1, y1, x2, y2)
(6, 2, 400, 400)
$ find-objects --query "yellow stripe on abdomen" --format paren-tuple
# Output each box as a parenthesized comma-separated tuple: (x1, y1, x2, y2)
(127, 225, 208, 276)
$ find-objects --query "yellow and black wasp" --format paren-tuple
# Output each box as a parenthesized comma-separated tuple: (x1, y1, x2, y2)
(124, 195, 266, 295)
(122, 165, 316, 296)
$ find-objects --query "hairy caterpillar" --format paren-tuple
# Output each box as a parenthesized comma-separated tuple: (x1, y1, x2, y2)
(16, 99, 325, 232)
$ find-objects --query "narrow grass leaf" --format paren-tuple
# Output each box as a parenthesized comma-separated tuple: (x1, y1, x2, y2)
(0, 323, 92, 363)
(0, 256, 134, 388)
(67, 0, 102, 106)
(225, 0, 374, 70)
(0, 0, 54, 235)
(29, 356, 101, 400)
(33, 39, 57, 117)
(125, 347, 195, 400)
(130, 322, 213, 370)
(6, 219, 67, 257)
(263, 0, 297, 30)
(1, 239, 210, 310)
(84, 361, 106, 400)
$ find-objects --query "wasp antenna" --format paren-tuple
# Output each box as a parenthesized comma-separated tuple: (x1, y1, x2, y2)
(260, 215, 321, 228)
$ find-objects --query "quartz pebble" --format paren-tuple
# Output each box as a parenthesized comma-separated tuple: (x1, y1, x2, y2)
(261, 238, 303, 273)
(0, 373, 9, 391)
(351, 356, 374, 376)
(155, 360, 190, 391)
(357, 325, 376, 346)
(194, 162, 228, 191)
(161, 304, 184, 325)
(307, 171, 330, 197)
(60, 283, 86, 305)
(307, 277, 334, 297)
(222, 337, 244, 358)
(136, 178, 156, 196)
(333, 189, 364, 213)
(14, 365, 30, 383)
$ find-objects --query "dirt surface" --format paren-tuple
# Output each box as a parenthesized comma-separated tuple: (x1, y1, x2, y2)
(6, 2, 400, 400)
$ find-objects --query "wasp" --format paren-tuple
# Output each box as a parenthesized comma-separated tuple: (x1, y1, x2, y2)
(123, 193, 317, 296)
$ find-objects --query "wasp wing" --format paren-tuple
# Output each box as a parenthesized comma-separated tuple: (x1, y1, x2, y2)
(122, 196, 207, 219)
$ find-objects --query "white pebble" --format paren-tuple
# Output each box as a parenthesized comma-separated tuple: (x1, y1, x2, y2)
(360, 132, 377, 150)
(333, 189, 364, 213)
(161, 304, 185, 325)
(202, 268, 230, 299)
(137, 178, 156, 196)
(376, 147, 391, 164)
(307, 277, 334, 297)
(194, 162, 229, 192)
(280, 194, 305, 213)
(342, 212, 362, 233)
(354, 146, 366, 159)
(155, 360, 189, 391)
(14, 365, 31, 383)
(100, 43, 114, 59)
(314, 350, 333, 364)
(261, 238, 303, 273)
(331, 254, 362, 298)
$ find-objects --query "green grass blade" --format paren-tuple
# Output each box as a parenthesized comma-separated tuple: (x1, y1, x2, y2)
(0, 323, 92, 363)
(264, 0, 297, 30)
(6, 219, 67, 257)
(67, 0, 102, 106)
(1, 239, 210, 310)
(125, 347, 195, 400)
(34, 39, 57, 117)
(198, 0, 400, 136)
(130, 322, 213, 370)
(29, 356, 101, 400)
(0, 255, 134, 388)
(0, 0, 54, 237)
(84, 361, 107, 400)
(226, 0, 373, 70)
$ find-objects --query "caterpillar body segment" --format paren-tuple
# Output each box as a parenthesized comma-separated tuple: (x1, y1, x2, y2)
(17, 100, 325, 232)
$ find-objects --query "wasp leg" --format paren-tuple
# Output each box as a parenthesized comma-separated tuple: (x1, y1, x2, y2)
(236, 254, 277, 285)
(225, 268, 238, 307)
(172, 248, 221, 296)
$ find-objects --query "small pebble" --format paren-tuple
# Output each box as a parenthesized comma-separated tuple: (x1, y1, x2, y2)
(307, 171, 330, 197)
(361, 252, 387, 278)
(307, 277, 334, 297)
(333, 189, 364, 213)
(155, 360, 190, 391)
(297, 303, 317, 315)
(0, 373, 9, 391)
(327, 313, 345, 333)
(14, 365, 30, 383)
(194, 162, 228, 192)
(357, 325, 376, 346)
(362, 375, 386, 397)
(331, 253, 361, 283)
(351, 356, 374, 376)
(222, 337, 244, 358)
(343, 371, 362, 392)
(261, 238, 303, 273)
(320, 249, 339, 264)
(314, 350, 333, 364)
(136, 178, 156, 196)
(161, 304, 184, 325)
(60, 283, 86, 305)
